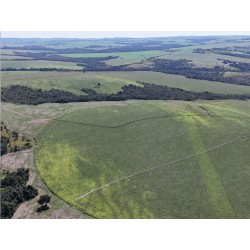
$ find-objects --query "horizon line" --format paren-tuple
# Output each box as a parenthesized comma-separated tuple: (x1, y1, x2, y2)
(2, 31, 250, 39)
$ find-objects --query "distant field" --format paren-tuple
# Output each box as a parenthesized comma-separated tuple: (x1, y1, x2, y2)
(60, 50, 166, 66)
(36, 100, 250, 218)
(1, 49, 50, 54)
(2, 71, 250, 95)
(158, 47, 250, 68)
(1, 71, 141, 95)
(99, 71, 250, 94)
(1, 60, 82, 70)
(195, 41, 250, 49)
(46, 40, 126, 49)
(1, 54, 33, 60)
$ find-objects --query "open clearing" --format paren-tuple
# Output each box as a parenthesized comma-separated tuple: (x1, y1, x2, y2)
(2, 71, 250, 95)
(35, 100, 250, 218)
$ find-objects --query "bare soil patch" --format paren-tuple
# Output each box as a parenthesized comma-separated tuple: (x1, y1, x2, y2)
(30, 118, 50, 124)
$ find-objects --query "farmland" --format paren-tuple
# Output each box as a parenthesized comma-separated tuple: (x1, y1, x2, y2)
(158, 47, 250, 68)
(2, 71, 250, 95)
(1, 35, 250, 219)
(60, 50, 168, 66)
(35, 100, 250, 218)
(1, 60, 83, 70)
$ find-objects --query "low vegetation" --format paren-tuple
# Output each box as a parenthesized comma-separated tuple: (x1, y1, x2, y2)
(1, 121, 32, 155)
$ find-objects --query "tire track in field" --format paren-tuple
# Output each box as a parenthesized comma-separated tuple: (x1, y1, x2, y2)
(76, 136, 244, 200)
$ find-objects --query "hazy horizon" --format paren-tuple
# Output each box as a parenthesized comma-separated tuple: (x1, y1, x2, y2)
(2, 31, 250, 39)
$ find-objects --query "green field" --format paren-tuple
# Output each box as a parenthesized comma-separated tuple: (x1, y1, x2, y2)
(1, 60, 82, 70)
(158, 47, 250, 68)
(35, 100, 250, 218)
(2, 71, 250, 95)
(60, 50, 167, 66)
(2, 36, 250, 219)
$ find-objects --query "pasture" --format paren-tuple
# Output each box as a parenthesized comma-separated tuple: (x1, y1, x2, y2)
(35, 100, 250, 218)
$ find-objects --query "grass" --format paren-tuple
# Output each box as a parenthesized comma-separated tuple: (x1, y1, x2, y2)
(35, 100, 250, 218)
(2, 71, 250, 95)
(1, 60, 82, 70)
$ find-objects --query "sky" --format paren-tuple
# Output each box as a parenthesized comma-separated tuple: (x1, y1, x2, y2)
(2, 31, 250, 39)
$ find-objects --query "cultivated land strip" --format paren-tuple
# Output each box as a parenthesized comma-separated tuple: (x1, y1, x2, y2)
(76, 136, 244, 200)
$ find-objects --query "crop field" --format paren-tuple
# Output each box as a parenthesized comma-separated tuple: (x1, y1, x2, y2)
(3, 71, 250, 95)
(35, 100, 250, 218)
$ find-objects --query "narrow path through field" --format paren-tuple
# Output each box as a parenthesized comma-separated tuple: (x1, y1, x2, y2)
(76, 136, 245, 200)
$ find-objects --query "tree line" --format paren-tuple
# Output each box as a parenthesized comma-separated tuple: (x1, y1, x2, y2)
(2, 83, 250, 105)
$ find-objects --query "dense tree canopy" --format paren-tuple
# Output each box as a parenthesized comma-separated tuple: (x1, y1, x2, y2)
(2, 84, 250, 106)
(1, 168, 38, 219)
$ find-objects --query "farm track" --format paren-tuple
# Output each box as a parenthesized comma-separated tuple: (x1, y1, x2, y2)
(76, 136, 245, 200)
